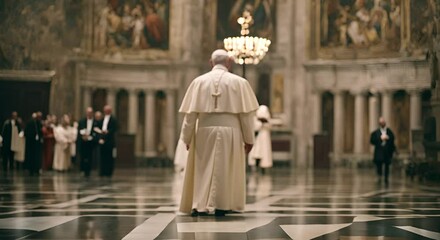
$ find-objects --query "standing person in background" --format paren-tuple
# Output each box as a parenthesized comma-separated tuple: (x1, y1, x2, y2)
(93, 111, 103, 172)
(370, 117, 396, 184)
(25, 113, 43, 176)
(98, 105, 117, 178)
(178, 49, 258, 216)
(78, 107, 97, 178)
(53, 115, 77, 172)
(70, 119, 79, 166)
(42, 115, 56, 171)
(1, 111, 21, 173)
(12, 117, 25, 170)
(248, 105, 273, 174)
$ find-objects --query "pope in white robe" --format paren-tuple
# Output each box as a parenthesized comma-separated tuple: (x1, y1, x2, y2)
(178, 49, 259, 216)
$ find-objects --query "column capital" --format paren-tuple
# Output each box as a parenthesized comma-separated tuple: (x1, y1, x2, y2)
(349, 89, 369, 96)
(330, 89, 344, 95)
(380, 89, 395, 96)
(106, 87, 118, 94)
(82, 85, 95, 91)
(407, 88, 422, 95)
(311, 88, 324, 95)
(164, 88, 176, 94)
(127, 88, 142, 95)
(145, 89, 157, 95)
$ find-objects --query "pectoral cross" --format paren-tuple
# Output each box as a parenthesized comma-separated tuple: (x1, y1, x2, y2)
(212, 91, 221, 109)
(212, 71, 226, 110)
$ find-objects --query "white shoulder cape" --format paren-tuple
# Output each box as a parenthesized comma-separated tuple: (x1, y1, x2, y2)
(179, 66, 259, 114)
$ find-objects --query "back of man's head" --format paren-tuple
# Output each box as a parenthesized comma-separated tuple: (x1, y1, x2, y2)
(211, 49, 229, 65)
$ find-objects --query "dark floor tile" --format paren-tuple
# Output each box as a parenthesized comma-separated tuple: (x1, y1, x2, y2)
(23, 216, 144, 240)
(0, 229, 36, 240)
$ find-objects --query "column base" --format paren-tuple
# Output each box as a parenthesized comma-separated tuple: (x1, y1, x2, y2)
(145, 151, 157, 158)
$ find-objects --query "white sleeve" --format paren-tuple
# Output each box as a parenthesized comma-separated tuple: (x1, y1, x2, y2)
(239, 111, 256, 144)
(180, 113, 198, 145)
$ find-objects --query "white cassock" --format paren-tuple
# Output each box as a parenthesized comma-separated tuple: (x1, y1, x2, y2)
(248, 105, 273, 168)
(53, 125, 76, 171)
(178, 64, 259, 213)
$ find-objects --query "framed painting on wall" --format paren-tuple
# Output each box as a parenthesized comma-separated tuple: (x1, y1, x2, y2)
(216, 0, 276, 48)
(311, 0, 432, 59)
(93, 0, 170, 58)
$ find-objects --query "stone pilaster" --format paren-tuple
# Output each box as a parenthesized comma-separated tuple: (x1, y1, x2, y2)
(353, 91, 367, 154)
(166, 89, 176, 158)
(333, 90, 344, 164)
(145, 90, 156, 157)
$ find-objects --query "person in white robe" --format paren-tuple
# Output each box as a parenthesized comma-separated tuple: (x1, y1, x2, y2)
(248, 105, 273, 173)
(179, 49, 259, 216)
(11, 118, 25, 167)
(53, 115, 77, 171)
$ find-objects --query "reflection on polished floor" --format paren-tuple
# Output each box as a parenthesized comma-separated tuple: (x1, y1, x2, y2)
(0, 167, 439, 240)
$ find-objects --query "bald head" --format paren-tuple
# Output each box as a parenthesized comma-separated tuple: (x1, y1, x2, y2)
(210, 49, 232, 67)
(95, 111, 103, 121)
(86, 107, 94, 119)
(11, 111, 18, 120)
(379, 117, 386, 128)
(103, 105, 112, 115)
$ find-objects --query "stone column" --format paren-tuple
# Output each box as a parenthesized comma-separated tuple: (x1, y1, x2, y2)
(353, 91, 367, 154)
(145, 90, 156, 157)
(106, 88, 117, 115)
(333, 90, 344, 165)
(312, 90, 322, 134)
(83, 87, 92, 110)
(166, 89, 176, 158)
(409, 89, 422, 130)
(381, 90, 393, 126)
(128, 89, 139, 134)
(369, 92, 380, 134)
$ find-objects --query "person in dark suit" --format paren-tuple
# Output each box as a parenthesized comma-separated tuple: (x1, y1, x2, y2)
(25, 112, 44, 176)
(78, 107, 98, 178)
(1, 111, 21, 172)
(370, 117, 396, 184)
(98, 105, 117, 177)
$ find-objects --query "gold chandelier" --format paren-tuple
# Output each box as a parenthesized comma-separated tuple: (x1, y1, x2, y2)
(224, 10, 271, 65)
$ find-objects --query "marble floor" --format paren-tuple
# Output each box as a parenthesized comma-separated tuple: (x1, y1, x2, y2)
(0, 167, 439, 240)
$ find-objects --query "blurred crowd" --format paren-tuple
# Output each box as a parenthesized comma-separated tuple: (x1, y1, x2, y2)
(0, 105, 117, 178)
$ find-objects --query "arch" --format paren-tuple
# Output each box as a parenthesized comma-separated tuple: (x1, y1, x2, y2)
(117, 89, 128, 133)
(321, 91, 334, 149)
(344, 92, 354, 153)
(92, 88, 106, 112)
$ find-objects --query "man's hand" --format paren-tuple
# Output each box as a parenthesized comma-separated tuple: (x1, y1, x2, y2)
(244, 143, 253, 154)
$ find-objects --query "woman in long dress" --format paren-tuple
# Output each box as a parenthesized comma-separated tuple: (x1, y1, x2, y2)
(42, 115, 56, 171)
(53, 115, 77, 171)
(248, 105, 273, 174)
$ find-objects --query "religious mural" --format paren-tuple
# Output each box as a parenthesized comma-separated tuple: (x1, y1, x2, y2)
(320, 0, 402, 51)
(317, 0, 433, 58)
(0, 1, 82, 69)
(216, 0, 275, 43)
(409, 0, 435, 52)
(94, 0, 169, 52)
